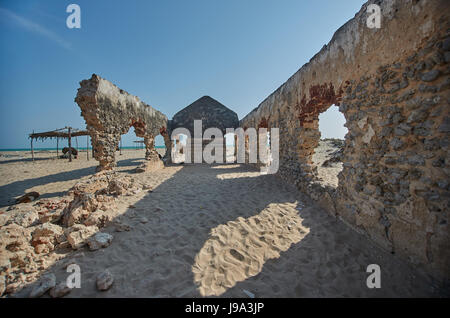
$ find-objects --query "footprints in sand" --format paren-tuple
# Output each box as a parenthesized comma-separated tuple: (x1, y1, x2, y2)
(192, 202, 309, 296)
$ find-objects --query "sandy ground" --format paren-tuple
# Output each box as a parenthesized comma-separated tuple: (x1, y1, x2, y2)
(1, 149, 443, 297)
(312, 140, 343, 188)
(0, 149, 150, 207)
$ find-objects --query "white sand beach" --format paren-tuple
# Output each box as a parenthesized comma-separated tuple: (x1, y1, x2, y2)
(0, 149, 441, 297)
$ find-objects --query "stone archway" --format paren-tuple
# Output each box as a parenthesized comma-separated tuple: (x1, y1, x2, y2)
(75, 74, 168, 172)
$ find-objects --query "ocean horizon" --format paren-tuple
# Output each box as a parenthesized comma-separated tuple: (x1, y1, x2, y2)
(0, 146, 167, 152)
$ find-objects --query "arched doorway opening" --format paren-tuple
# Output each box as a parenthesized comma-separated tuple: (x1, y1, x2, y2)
(154, 134, 165, 159)
(312, 105, 348, 188)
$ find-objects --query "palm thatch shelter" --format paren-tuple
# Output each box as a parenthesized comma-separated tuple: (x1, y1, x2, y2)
(133, 140, 145, 149)
(29, 127, 90, 162)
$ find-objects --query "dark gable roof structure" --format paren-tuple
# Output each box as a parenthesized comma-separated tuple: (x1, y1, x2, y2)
(170, 96, 239, 135)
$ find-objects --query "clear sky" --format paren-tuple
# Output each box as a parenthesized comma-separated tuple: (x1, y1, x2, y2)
(0, 0, 362, 149)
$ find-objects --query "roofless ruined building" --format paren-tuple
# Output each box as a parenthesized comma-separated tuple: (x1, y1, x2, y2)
(73, 0, 449, 282)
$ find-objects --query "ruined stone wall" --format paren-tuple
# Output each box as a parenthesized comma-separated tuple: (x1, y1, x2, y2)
(240, 0, 450, 280)
(75, 74, 169, 171)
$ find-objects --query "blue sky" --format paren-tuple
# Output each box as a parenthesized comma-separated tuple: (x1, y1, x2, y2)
(0, 0, 361, 148)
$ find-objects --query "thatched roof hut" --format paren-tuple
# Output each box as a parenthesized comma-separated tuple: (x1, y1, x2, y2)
(28, 127, 90, 161)
(29, 129, 89, 141)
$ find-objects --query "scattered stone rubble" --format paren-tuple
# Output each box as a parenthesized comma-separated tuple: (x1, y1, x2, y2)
(320, 139, 345, 167)
(87, 232, 113, 251)
(96, 269, 114, 291)
(29, 273, 56, 298)
(49, 281, 72, 298)
(0, 171, 149, 297)
(15, 192, 39, 204)
(322, 148, 343, 167)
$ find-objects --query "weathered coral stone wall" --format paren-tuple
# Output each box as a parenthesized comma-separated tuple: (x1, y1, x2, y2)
(240, 0, 450, 280)
(75, 74, 169, 171)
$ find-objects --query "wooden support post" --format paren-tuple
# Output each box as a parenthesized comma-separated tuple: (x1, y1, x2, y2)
(68, 127, 72, 162)
(86, 135, 89, 161)
(31, 138, 34, 162)
(56, 137, 59, 158)
(75, 137, 78, 154)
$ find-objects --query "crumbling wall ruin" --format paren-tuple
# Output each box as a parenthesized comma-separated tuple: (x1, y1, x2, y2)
(240, 0, 450, 280)
(75, 74, 169, 171)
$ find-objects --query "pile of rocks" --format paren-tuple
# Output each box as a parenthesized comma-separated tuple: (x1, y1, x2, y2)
(0, 171, 144, 297)
(322, 148, 344, 167)
(26, 268, 114, 298)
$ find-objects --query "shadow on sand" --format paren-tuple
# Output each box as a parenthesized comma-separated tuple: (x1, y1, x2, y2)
(0, 157, 148, 208)
(0, 166, 97, 208)
(12, 163, 441, 298)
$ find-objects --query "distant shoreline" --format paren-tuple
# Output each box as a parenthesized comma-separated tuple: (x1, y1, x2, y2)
(0, 146, 166, 152)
